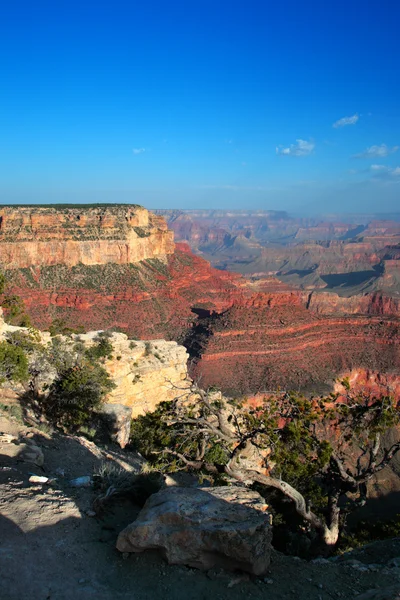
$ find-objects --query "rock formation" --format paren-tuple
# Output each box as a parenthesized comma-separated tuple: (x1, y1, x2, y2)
(1, 204, 400, 398)
(0, 308, 191, 421)
(334, 369, 400, 400)
(187, 297, 400, 395)
(98, 403, 133, 448)
(1, 239, 244, 340)
(94, 333, 190, 417)
(0, 205, 174, 268)
(116, 486, 272, 575)
(158, 209, 400, 296)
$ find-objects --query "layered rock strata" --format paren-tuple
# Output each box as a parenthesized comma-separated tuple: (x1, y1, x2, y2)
(0, 205, 174, 268)
(188, 300, 400, 396)
(1, 205, 400, 397)
(2, 241, 244, 340)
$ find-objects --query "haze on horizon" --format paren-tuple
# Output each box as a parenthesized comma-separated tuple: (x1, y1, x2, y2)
(0, 0, 399, 214)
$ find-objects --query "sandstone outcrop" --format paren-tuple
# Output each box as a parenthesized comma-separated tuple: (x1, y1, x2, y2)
(116, 486, 272, 575)
(0, 308, 191, 421)
(0, 205, 174, 268)
(67, 332, 191, 418)
(98, 334, 190, 417)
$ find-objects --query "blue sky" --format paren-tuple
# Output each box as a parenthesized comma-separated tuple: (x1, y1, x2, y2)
(0, 0, 399, 213)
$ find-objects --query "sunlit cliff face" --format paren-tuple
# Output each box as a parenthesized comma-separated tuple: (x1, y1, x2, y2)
(0, 206, 174, 268)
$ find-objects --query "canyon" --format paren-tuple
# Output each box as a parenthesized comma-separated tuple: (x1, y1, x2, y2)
(0, 204, 399, 398)
(159, 209, 400, 296)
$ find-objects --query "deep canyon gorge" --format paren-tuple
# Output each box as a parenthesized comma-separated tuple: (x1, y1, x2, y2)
(0, 204, 399, 399)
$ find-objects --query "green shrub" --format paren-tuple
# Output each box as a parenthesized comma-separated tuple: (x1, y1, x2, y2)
(19, 314, 32, 327)
(0, 341, 29, 384)
(5, 330, 40, 354)
(0, 291, 33, 327)
(338, 515, 400, 554)
(0, 271, 6, 294)
(2, 294, 22, 316)
(44, 361, 116, 429)
(0, 402, 24, 422)
(49, 318, 85, 336)
(85, 336, 114, 362)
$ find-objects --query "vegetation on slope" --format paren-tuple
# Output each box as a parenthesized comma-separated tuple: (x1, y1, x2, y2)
(130, 385, 400, 555)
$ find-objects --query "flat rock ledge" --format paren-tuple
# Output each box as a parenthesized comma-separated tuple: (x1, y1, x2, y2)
(116, 486, 272, 575)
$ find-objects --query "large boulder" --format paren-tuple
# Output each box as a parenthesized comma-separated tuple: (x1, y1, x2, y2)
(116, 486, 272, 575)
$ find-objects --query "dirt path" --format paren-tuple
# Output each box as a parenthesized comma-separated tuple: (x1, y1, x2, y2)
(1, 413, 400, 600)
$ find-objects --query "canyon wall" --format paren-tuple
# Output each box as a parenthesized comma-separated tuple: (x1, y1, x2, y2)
(307, 290, 400, 316)
(0, 205, 174, 268)
(334, 369, 400, 399)
(1, 241, 244, 340)
(1, 205, 399, 398)
(187, 300, 400, 396)
(158, 210, 400, 295)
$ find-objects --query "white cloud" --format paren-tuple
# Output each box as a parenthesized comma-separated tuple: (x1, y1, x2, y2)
(132, 148, 146, 155)
(370, 164, 387, 171)
(369, 164, 400, 178)
(333, 114, 359, 128)
(276, 139, 315, 157)
(354, 144, 399, 159)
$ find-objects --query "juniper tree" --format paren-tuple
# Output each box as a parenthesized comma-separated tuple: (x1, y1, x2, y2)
(130, 384, 400, 551)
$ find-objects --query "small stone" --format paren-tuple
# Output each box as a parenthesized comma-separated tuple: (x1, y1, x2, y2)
(228, 577, 244, 588)
(0, 433, 17, 443)
(29, 475, 49, 484)
(345, 559, 364, 567)
(85, 510, 96, 517)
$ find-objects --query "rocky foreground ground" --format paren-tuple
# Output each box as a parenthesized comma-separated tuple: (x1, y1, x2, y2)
(1, 411, 400, 600)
